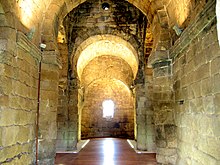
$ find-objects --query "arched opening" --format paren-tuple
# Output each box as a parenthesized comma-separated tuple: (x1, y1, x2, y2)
(80, 78, 134, 139)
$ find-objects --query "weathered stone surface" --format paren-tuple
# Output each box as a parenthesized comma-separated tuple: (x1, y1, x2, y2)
(170, 1, 220, 164)
(0, 30, 40, 164)
(0, 0, 219, 165)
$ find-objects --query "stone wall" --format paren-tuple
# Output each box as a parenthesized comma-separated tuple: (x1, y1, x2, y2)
(136, 82, 148, 150)
(56, 43, 78, 151)
(136, 66, 156, 151)
(145, 67, 156, 151)
(152, 60, 177, 164)
(38, 51, 60, 164)
(0, 30, 41, 164)
(171, 1, 220, 164)
(81, 80, 134, 139)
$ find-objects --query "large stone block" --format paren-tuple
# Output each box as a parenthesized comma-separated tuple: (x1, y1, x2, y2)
(202, 95, 216, 114)
(38, 140, 56, 160)
(156, 148, 177, 164)
(0, 109, 17, 126)
(211, 56, 220, 75)
(201, 77, 213, 96)
(204, 40, 220, 62)
(192, 148, 217, 165)
(213, 73, 220, 93)
(194, 63, 210, 82)
(214, 93, 220, 115)
(1, 126, 19, 147)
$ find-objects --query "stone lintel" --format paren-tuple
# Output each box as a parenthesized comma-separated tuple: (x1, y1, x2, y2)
(42, 50, 62, 69)
(16, 31, 41, 62)
(151, 59, 172, 78)
(152, 59, 172, 69)
(169, 0, 216, 59)
(148, 50, 169, 67)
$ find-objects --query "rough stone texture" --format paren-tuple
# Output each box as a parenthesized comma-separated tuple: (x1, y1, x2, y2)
(144, 67, 156, 151)
(56, 43, 78, 151)
(0, 0, 220, 165)
(0, 30, 41, 164)
(81, 79, 134, 139)
(171, 1, 220, 165)
(38, 51, 60, 164)
(136, 83, 148, 150)
(64, 0, 146, 142)
(151, 60, 177, 165)
(81, 55, 134, 88)
(64, 0, 146, 81)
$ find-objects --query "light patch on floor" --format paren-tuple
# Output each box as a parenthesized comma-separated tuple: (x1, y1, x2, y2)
(127, 139, 156, 154)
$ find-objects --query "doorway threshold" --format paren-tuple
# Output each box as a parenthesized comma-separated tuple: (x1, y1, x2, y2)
(127, 139, 156, 154)
(56, 139, 90, 153)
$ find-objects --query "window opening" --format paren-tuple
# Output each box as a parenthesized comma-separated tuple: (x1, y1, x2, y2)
(102, 100, 114, 118)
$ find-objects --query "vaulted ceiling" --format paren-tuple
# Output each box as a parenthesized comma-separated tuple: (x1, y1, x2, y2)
(0, 0, 205, 95)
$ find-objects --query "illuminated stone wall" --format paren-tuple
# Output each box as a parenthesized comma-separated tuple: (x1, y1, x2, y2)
(136, 67, 156, 152)
(0, 30, 41, 164)
(38, 51, 60, 164)
(0, 0, 220, 165)
(171, 1, 220, 164)
(81, 79, 134, 139)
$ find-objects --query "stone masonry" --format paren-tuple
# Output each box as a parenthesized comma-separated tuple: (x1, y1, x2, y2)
(0, 0, 220, 165)
(38, 50, 60, 164)
(0, 30, 41, 164)
(171, 1, 220, 164)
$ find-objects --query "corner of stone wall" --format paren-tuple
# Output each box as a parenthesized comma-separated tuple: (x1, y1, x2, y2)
(38, 50, 61, 164)
(170, 1, 220, 164)
(56, 43, 78, 152)
(135, 61, 156, 152)
(148, 9, 177, 163)
(148, 49, 177, 164)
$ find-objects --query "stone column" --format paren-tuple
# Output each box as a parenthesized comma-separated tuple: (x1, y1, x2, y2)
(56, 43, 78, 152)
(56, 78, 78, 152)
(136, 67, 156, 152)
(135, 63, 148, 151)
(38, 51, 61, 164)
(144, 67, 156, 152)
(151, 59, 177, 165)
(66, 78, 78, 150)
(136, 83, 148, 150)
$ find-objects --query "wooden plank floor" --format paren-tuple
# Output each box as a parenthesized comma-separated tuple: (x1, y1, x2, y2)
(55, 138, 157, 165)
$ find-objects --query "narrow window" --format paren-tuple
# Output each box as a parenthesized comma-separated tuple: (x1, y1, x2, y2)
(102, 100, 114, 118)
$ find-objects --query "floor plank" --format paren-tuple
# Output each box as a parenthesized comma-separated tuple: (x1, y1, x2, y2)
(55, 138, 157, 165)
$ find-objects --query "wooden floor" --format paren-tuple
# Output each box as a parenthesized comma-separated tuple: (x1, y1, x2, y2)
(55, 138, 157, 165)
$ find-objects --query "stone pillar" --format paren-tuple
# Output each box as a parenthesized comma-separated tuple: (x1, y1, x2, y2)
(144, 67, 156, 152)
(66, 78, 78, 150)
(56, 87, 69, 151)
(135, 63, 148, 151)
(136, 83, 148, 150)
(56, 41, 79, 152)
(56, 43, 78, 152)
(0, 29, 41, 164)
(78, 87, 84, 141)
(136, 67, 156, 152)
(56, 78, 78, 152)
(38, 51, 60, 164)
(152, 59, 177, 165)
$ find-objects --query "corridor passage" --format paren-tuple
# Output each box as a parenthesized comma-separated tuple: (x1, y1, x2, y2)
(55, 138, 157, 165)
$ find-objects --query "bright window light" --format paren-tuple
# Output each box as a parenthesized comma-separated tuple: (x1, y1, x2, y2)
(102, 100, 114, 118)
(103, 139, 115, 165)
